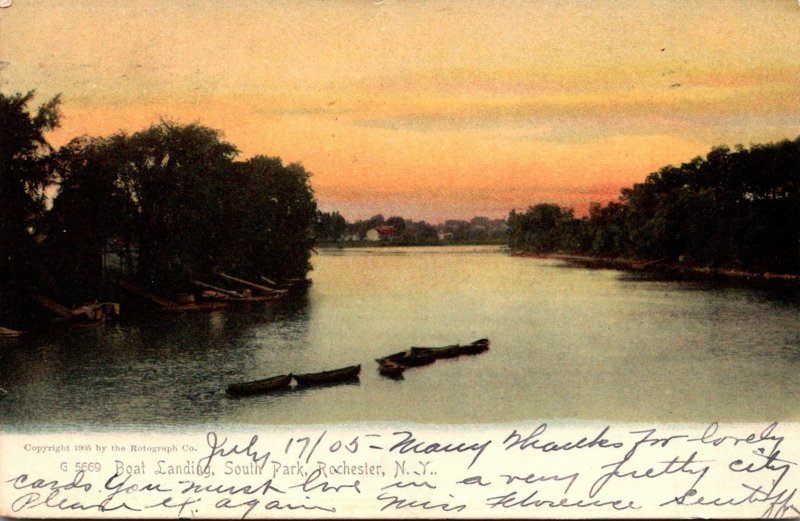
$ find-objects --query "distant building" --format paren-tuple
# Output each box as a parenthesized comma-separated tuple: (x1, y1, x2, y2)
(366, 226, 398, 242)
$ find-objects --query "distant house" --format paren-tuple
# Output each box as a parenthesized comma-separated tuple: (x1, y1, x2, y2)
(366, 226, 398, 242)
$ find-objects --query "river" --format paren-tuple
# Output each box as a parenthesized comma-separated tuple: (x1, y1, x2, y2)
(1, 245, 799, 429)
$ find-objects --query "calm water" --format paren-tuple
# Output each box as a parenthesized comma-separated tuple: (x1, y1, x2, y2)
(1, 245, 799, 429)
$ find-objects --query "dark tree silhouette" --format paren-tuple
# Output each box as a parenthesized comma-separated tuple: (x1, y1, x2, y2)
(0, 91, 61, 316)
(509, 137, 800, 275)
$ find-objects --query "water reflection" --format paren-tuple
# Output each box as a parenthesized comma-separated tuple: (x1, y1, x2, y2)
(1, 246, 799, 428)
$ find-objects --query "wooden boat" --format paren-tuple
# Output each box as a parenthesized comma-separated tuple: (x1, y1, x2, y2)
(194, 280, 282, 304)
(68, 317, 106, 331)
(217, 272, 288, 297)
(376, 351, 407, 364)
(378, 359, 406, 377)
(118, 280, 228, 313)
(459, 338, 490, 355)
(226, 373, 293, 397)
(410, 343, 462, 359)
(201, 291, 279, 304)
(0, 326, 24, 338)
(157, 301, 229, 313)
(284, 278, 312, 289)
(260, 276, 312, 291)
(408, 338, 490, 357)
(294, 365, 361, 387)
(376, 350, 437, 367)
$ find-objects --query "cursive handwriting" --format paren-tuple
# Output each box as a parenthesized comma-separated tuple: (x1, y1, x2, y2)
(499, 470, 580, 494)
(503, 424, 624, 453)
(590, 450, 711, 498)
(486, 489, 640, 511)
(197, 432, 272, 474)
(688, 422, 784, 454)
(290, 468, 362, 494)
(376, 491, 467, 513)
(3, 423, 798, 518)
(389, 431, 491, 469)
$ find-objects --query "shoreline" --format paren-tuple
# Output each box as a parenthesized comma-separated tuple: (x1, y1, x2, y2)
(510, 251, 800, 282)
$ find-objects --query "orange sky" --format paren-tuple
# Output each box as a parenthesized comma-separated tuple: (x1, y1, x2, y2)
(3, 0, 800, 222)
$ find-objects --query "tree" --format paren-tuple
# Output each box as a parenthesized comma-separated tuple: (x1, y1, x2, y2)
(385, 216, 406, 232)
(508, 204, 577, 253)
(46, 135, 140, 301)
(316, 210, 347, 242)
(227, 156, 317, 280)
(513, 137, 800, 273)
(0, 91, 61, 309)
(49, 121, 239, 294)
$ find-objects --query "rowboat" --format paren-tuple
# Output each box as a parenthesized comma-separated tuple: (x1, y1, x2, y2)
(409, 343, 462, 359)
(226, 373, 293, 397)
(117, 280, 229, 313)
(294, 365, 361, 387)
(459, 338, 490, 355)
(68, 317, 106, 331)
(260, 276, 312, 291)
(376, 350, 437, 367)
(195, 280, 283, 304)
(378, 359, 406, 378)
(407, 338, 490, 358)
(158, 302, 229, 313)
(204, 293, 281, 304)
(376, 351, 407, 364)
(0, 326, 24, 338)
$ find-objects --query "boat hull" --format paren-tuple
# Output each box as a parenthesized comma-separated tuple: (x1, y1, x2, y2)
(378, 360, 406, 378)
(376, 351, 437, 367)
(226, 374, 293, 397)
(294, 365, 361, 387)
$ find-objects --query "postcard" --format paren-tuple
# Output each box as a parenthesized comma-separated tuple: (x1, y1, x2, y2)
(1, 1, 799, 518)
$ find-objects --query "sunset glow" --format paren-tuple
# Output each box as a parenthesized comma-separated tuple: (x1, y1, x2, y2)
(4, 0, 800, 221)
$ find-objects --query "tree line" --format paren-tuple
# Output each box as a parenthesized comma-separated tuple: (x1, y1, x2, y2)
(509, 138, 800, 274)
(1, 91, 316, 323)
(316, 212, 508, 245)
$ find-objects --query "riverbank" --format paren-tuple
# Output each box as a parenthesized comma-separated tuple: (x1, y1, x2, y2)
(316, 239, 507, 248)
(510, 251, 800, 282)
(0, 276, 311, 336)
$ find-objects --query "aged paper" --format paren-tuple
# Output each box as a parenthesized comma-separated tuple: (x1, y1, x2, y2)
(2, 423, 799, 518)
(2, 1, 800, 518)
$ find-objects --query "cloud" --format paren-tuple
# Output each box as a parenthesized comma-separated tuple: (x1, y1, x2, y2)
(345, 65, 800, 146)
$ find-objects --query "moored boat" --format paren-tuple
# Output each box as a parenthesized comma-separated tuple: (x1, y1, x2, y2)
(201, 291, 280, 304)
(378, 359, 406, 378)
(0, 326, 24, 338)
(376, 350, 437, 367)
(375, 351, 408, 364)
(226, 373, 293, 397)
(407, 337, 490, 356)
(410, 343, 462, 359)
(260, 276, 312, 291)
(294, 364, 361, 387)
(118, 280, 229, 313)
(195, 280, 283, 304)
(158, 301, 229, 313)
(459, 338, 490, 355)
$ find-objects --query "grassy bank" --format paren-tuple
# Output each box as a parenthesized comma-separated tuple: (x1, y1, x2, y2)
(510, 251, 800, 282)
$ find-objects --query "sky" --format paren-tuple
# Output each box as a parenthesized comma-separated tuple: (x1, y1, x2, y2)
(3, 0, 800, 222)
